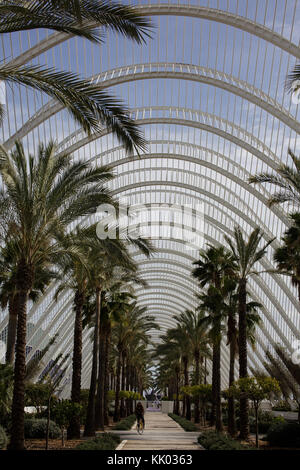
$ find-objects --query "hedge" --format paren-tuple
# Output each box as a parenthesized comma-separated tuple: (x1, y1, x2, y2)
(76, 433, 120, 450)
(198, 431, 249, 450)
(168, 413, 197, 432)
(113, 414, 136, 430)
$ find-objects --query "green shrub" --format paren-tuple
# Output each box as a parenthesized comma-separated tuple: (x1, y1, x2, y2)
(0, 425, 7, 450)
(266, 421, 300, 448)
(249, 412, 285, 433)
(168, 413, 197, 431)
(24, 418, 60, 439)
(113, 414, 136, 430)
(198, 430, 249, 450)
(76, 433, 120, 450)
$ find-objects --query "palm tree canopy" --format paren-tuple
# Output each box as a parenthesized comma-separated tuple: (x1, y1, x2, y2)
(0, 1, 152, 43)
(0, 140, 115, 273)
(192, 244, 237, 288)
(0, 1, 152, 151)
(224, 226, 274, 280)
(249, 149, 300, 207)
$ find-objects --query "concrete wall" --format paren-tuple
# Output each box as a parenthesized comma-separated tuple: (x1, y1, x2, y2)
(161, 401, 174, 414)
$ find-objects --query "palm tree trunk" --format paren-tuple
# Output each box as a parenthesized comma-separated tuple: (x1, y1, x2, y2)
(194, 350, 200, 423)
(113, 349, 122, 422)
(228, 315, 237, 437)
(84, 288, 101, 437)
(68, 289, 84, 439)
(210, 344, 218, 427)
(8, 261, 33, 451)
(104, 321, 111, 426)
(120, 351, 126, 418)
(183, 356, 191, 421)
(5, 294, 18, 364)
(238, 278, 249, 440)
(95, 318, 105, 430)
(215, 340, 223, 432)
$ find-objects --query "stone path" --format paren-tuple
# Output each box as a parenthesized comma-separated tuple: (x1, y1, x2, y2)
(114, 412, 202, 450)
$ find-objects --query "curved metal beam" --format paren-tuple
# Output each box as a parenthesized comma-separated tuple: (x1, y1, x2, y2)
(6, 63, 298, 145)
(55, 107, 280, 169)
(8, 3, 300, 70)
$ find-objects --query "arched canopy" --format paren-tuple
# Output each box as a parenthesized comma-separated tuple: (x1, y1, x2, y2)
(0, 0, 300, 391)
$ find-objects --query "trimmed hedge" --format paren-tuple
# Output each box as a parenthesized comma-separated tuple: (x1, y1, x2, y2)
(24, 418, 61, 439)
(0, 425, 7, 450)
(198, 431, 249, 450)
(113, 414, 136, 430)
(168, 413, 197, 432)
(266, 421, 300, 448)
(76, 433, 120, 450)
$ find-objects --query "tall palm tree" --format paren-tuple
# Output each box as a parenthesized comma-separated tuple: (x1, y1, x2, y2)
(0, 0, 152, 151)
(192, 245, 236, 425)
(225, 285, 263, 436)
(197, 283, 231, 432)
(173, 310, 211, 423)
(166, 325, 192, 419)
(249, 149, 300, 207)
(0, 140, 117, 450)
(155, 336, 182, 416)
(112, 304, 158, 422)
(224, 226, 273, 440)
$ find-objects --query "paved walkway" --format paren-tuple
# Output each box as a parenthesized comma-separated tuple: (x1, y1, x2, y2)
(115, 412, 202, 450)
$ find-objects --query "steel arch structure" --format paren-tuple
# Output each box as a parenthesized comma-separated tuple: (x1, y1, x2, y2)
(0, 0, 299, 394)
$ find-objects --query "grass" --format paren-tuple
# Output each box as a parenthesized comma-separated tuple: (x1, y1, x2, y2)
(168, 413, 197, 431)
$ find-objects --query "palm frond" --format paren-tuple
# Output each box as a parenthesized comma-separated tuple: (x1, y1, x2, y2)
(0, 64, 147, 153)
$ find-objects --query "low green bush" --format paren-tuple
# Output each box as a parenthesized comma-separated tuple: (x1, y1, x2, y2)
(198, 430, 249, 450)
(24, 418, 61, 439)
(168, 413, 197, 432)
(76, 433, 120, 450)
(113, 414, 136, 430)
(266, 421, 300, 448)
(249, 412, 285, 433)
(0, 425, 7, 450)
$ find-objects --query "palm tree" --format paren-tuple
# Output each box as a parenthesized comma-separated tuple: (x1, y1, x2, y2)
(197, 284, 230, 432)
(0, 140, 118, 450)
(155, 334, 183, 416)
(166, 325, 192, 419)
(249, 149, 300, 207)
(173, 310, 210, 423)
(0, 0, 152, 151)
(0, 242, 57, 364)
(113, 304, 158, 422)
(224, 226, 273, 440)
(192, 245, 236, 425)
(273, 213, 300, 302)
(225, 286, 263, 437)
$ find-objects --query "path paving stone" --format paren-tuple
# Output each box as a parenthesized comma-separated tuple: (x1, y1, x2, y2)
(115, 411, 202, 450)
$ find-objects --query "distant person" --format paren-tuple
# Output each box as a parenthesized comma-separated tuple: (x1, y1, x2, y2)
(135, 401, 145, 428)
